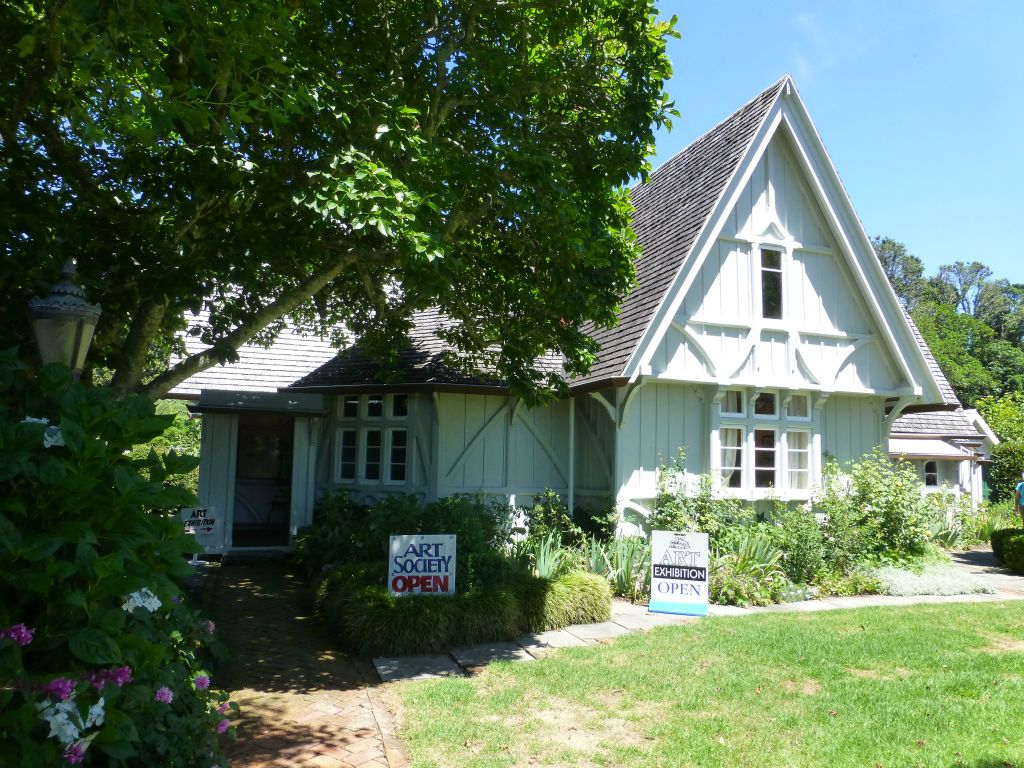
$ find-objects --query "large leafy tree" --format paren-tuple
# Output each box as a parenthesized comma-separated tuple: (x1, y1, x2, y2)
(0, 1, 675, 400)
(872, 236, 924, 311)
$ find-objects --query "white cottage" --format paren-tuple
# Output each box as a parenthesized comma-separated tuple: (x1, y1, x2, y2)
(171, 76, 956, 552)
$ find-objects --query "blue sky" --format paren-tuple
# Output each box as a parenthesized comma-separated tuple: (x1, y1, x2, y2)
(651, 1, 1024, 284)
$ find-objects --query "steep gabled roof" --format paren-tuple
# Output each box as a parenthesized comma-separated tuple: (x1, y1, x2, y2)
(890, 407, 982, 439)
(574, 76, 789, 386)
(901, 313, 960, 408)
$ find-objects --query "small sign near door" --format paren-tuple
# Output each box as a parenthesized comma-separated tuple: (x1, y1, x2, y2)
(181, 507, 218, 535)
(649, 530, 709, 616)
(388, 534, 457, 596)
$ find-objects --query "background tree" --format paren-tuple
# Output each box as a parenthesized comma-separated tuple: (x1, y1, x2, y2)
(872, 236, 925, 310)
(1, 0, 676, 402)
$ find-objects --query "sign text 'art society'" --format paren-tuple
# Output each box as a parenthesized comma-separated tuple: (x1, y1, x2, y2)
(649, 530, 709, 616)
(388, 534, 457, 596)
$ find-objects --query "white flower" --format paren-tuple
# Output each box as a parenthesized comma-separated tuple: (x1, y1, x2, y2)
(37, 699, 82, 745)
(122, 587, 162, 614)
(85, 697, 105, 729)
(43, 425, 65, 448)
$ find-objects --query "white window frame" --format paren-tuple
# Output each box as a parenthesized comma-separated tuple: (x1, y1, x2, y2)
(785, 394, 812, 421)
(720, 389, 746, 417)
(753, 391, 779, 420)
(719, 425, 746, 489)
(753, 427, 778, 489)
(784, 429, 812, 491)
(334, 394, 413, 485)
(760, 247, 784, 320)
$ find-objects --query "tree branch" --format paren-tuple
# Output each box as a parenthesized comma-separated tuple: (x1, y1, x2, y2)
(110, 300, 168, 395)
(140, 250, 361, 400)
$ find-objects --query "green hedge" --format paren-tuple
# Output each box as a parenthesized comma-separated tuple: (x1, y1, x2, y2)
(318, 569, 611, 656)
(1003, 536, 1024, 575)
(990, 528, 1024, 562)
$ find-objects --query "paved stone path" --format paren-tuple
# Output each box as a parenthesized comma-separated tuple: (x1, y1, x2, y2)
(201, 560, 404, 768)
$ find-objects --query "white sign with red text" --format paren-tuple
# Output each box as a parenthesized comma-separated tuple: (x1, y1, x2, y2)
(388, 534, 457, 597)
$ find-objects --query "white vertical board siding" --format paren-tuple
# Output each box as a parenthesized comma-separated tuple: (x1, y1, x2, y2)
(196, 413, 237, 551)
(511, 398, 571, 496)
(435, 393, 509, 495)
(821, 395, 885, 465)
(289, 417, 313, 533)
(573, 396, 615, 499)
(617, 382, 705, 505)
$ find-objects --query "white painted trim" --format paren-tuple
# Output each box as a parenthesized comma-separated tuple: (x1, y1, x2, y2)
(444, 398, 510, 479)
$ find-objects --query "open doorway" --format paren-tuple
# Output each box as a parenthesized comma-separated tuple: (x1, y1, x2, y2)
(232, 413, 293, 547)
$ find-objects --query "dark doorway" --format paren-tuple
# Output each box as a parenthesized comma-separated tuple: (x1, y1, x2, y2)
(233, 414, 293, 547)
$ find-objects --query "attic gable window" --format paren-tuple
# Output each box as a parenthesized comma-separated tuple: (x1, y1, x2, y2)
(760, 249, 783, 319)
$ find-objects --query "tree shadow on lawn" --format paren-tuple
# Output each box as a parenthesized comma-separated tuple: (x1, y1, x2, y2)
(959, 760, 1020, 768)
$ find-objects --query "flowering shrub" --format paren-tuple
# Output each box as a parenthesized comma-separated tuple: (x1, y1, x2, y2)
(0, 352, 235, 765)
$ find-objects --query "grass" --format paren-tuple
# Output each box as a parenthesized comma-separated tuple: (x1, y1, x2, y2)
(391, 601, 1024, 767)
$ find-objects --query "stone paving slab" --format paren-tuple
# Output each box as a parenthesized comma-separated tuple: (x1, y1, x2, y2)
(373, 654, 464, 683)
(517, 629, 589, 657)
(612, 611, 696, 631)
(564, 620, 633, 641)
(451, 641, 534, 669)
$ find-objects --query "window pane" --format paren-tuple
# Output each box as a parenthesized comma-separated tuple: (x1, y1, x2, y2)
(389, 429, 407, 482)
(761, 250, 782, 270)
(925, 460, 938, 486)
(787, 395, 809, 418)
(754, 392, 777, 416)
(762, 269, 783, 319)
(722, 390, 744, 415)
(342, 396, 359, 418)
(391, 394, 409, 418)
(367, 395, 384, 418)
(339, 430, 357, 480)
(364, 429, 382, 480)
(754, 429, 777, 488)
(721, 427, 743, 488)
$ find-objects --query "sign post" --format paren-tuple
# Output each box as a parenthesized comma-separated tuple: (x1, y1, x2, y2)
(388, 534, 457, 597)
(180, 507, 220, 559)
(648, 530, 709, 616)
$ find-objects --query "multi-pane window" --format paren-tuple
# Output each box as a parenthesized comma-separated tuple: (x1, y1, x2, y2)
(787, 431, 811, 489)
(389, 429, 408, 482)
(787, 394, 810, 419)
(761, 249, 783, 319)
(720, 427, 744, 488)
(338, 429, 357, 480)
(754, 392, 778, 417)
(754, 429, 777, 488)
(337, 394, 411, 484)
(721, 390, 745, 416)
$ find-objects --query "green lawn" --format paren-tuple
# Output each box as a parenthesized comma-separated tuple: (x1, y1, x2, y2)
(391, 602, 1024, 767)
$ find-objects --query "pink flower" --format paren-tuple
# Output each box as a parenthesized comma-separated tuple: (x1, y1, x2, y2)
(154, 686, 174, 704)
(1, 623, 34, 646)
(111, 666, 133, 686)
(203, 620, 216, 635)
(46, 678, 75, 701)
(63, 742, 86, 764)
(217, 701, 231, 713)
(194, 674, 210, 691)
(215, 718, 231, 734)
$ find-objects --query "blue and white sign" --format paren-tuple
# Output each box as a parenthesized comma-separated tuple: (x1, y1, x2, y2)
(648, 530, 709, 616)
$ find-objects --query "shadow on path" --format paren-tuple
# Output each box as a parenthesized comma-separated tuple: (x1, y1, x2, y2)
(949, 546, 1024, 596)
(200, 559, 403, 768)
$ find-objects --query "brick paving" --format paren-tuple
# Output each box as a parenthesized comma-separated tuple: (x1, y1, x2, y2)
(200, 560, 405, 768)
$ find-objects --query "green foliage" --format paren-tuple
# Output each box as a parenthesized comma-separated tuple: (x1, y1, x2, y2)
(573, 501, 619, 543)
(812, 568, 882, 597)
(512, 532, 580, 580)
(872, 236, 925, 311)
(815, 453, 930, 568)
(989, 439, 1024, 503)
(770, 505, 825, 585)
(978, 392, 1024, 442)
(129, 400, 200, 500)
(0, 351, 232, 766)
(990, 528, 1024, 563)
(1003, 535, 1024, 575)
(964, 500, 1019, 544)
(522, 490, 583, 547)
(873, 564, 995, 596)
(651, 455, 752, 544)
(710, 529, 787, 607)
(295, 491, 511, 584)
(586, 536, 652, 602)
(912, 302, 998, 406)
(1, 0, 677, 401)
(319, 571, 610, 657)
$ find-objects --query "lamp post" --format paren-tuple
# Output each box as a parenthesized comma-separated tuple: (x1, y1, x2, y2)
(28, 259, 102, 378)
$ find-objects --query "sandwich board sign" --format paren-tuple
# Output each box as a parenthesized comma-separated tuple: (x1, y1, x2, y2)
(180, 507, 223, 553)
(388, 534, 457, 597)
(648, 530, 709, 616)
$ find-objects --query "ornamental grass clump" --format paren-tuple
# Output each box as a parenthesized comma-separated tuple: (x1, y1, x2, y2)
(0, 352, 235, 766)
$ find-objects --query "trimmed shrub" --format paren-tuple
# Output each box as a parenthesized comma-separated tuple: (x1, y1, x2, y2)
(989, 439, 1024, 503)
(319, 571, 611, 656)
(1002, 535, 1024, 575)
(990, 528, 1024, 563)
